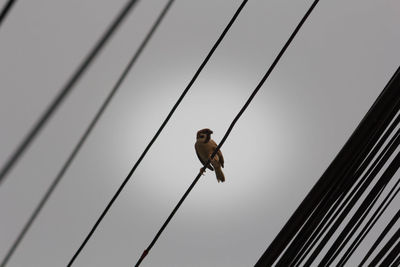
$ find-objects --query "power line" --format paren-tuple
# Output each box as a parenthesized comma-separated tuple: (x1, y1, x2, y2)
(135, 0, 320, 265)
(292, 115, 400, 266)
(370, 226, 400, 266)
(0, 1, 174, 266)
(0, 0, 16, 28)
(256, 65, 400, 266)
(317, 150, 400, 266)
(0, 0, 139, 184)
(338, 178, 400, 266)
(289, 112, 400, 266)
(380, 239, 400, 267)
(360, 208, 400, 265)
(66, 0, 248, 265)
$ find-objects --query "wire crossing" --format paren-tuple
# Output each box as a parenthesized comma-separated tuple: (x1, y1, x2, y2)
(0, 1, 174, 266)
(135, 0, 320, 265)
(255, 65, 400, 266)
(0, 0, 16, 28)
(66, 0, 248, 265)
(0, 0, 139, 184)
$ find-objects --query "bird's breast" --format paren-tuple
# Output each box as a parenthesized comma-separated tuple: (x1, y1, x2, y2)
(195, 141, 214, 160)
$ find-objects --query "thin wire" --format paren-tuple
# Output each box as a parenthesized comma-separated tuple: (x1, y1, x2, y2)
(339, 179, 400, 266)
(392, 250, 400, 267)
(0, 0, 139, 184)
(360, 208, 400, 266)
(291, 118, 400, 266)
(292, 115, 400, 266)
(257, 66, 400, 267)
(257, 67, 400, 266)
(325, 184, 387, 266)
(369, 227, 400, 266)
(0, 0, 16, 28)
(317, 151, 400, 266)
(379, 232, 400, 266)
(66, 1, 248, 265)
(303, 129, 400, 266)
(0, 1, 174, 266)
(135, 0, 320, 265)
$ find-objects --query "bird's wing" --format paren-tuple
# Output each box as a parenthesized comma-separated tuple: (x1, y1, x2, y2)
(209, 139, 224, 168)
(195, 146, 214, 171)
(217, 150, 224, 168)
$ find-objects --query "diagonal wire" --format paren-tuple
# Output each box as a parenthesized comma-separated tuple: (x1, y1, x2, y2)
(325, 184, 387, 266)
(66, 1, 248, 265)
(303, 127, 400, 266)
(338, 178, 400, 266)
(0, 1, 174, 266)
(0, 0, 139, 184)
(0, 0, 16, 28)
(135, 0, 320, 265)
(392, 250, 400, 267)
(317, 150, 400, 266)
(292, 114, 400, 266)
(377, 229, 400, 266)
(360, 208, 400, 266)
(256, 66, 400, 267)
(369, 227, 400, 266)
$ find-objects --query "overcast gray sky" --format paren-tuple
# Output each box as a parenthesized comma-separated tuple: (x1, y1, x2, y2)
(0, 0, 399, 266)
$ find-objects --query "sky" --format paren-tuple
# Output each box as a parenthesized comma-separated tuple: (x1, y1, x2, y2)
(0, 0, 400, 266)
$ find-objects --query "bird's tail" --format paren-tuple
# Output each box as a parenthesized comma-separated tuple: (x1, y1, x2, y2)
(214, 166, 225, 183)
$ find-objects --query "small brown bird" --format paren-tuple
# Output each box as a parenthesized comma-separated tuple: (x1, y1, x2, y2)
(195, 128, 225, 182)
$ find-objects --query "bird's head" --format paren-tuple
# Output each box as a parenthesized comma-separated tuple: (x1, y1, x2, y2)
(196, 128, 213, 143)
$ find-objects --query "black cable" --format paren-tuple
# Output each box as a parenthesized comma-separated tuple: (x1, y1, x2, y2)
(289, 113, 400, 266)
(257, 66, 400, 267)
(392, 250, 400, 267)
(293, 191, 347, 266)
(0, 1, 174, 266)
(360, 209, 400, 266)
(303, 127, 400, 266)
(66, 1, 248, 265)
(0, 0, 16, 28)
(257, 67, 400, 266)
(370, 227, 400, 266)
(135, 1, 320, 265)
(0, 0, 139, 184)
(326, 128, 400, 265)
(317, 150, 400, 266)
(339, 179, 400, 266)
(292, 114, 400, 266)
(325, 184, 387, 266)
(378, 231, 400, 266)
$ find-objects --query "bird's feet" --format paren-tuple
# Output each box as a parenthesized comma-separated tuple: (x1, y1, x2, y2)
(200, 167, 206, 176)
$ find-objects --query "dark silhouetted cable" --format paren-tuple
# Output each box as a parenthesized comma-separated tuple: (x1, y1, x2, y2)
(256, 65, 400, 266)
(135, 0, 320, 265)
(0, 1, 173, 266)
(370, 227, 400, 266)
(303, 147, 400, 266)
(317, 150, 400, 266)
(291, 114, 400, 266)
(0, 0, 16, 28)
(0, 0, 139, 184)
(67, 1, 248, 265)
(338, 178, 400, 266)
(302, 120, 400, 266)
(380, 238, 400, 266)
(360, 208, 400, 266)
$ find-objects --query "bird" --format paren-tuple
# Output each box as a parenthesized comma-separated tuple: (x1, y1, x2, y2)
(195, 128, 225, 182)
